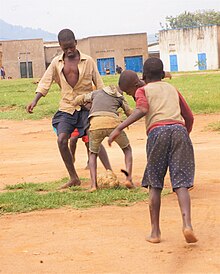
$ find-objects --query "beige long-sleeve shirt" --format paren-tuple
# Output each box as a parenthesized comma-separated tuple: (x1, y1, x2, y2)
(36, 51, 104, 114)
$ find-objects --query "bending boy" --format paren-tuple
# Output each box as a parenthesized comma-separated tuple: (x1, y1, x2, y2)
(74, 85, 134, 191)
(108, 58, 198, 244)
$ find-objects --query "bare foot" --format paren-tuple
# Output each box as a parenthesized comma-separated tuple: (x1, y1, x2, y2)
(124, 180, 135, 189)
(146, 235, 161, 244)
(58, 179, 81, 190)
(183, 228, 198, 243)
(87, 187, 98, 193)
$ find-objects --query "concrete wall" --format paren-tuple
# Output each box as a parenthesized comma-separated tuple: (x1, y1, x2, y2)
(0, 33, 148, 78)
(148, 43, 160, 58)
(44, 42, 62, 68)
(0, 42, 2, 67)
(43, 38, 92, 65)
(77, 37, 91, 56)
(43, 33, 148, 71)
(159, 25, 220, 71)
(217, 26, 220, 69)
(1, 39, 45, 79)
(0, 52, 2, 67)
(87, 33, 148, 70)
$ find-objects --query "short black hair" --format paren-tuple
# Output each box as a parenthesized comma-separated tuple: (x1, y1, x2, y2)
(118, 70, 139, 90)
(58, 29, 76, 43)
(143, 57, 164, 81)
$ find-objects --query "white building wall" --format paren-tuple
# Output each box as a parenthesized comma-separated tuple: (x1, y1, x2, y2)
(159, 25, 219, 72)
(148, 43, 159, 53)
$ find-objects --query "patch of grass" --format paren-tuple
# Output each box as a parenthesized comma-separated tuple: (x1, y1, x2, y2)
(0, 78, 60, 120)
(170, 73, 220, 113)
(103, 74, 119, 86)
(5, 178, 67, 192)
(0, 72, 219, 120)
(0, 177, 171, 214)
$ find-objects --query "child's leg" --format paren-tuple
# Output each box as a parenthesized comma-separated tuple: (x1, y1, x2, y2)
(58, 133, 81, 189)
(84, 142, 90, 170)
(122, 145, 132, 181)
(81, 135, 90, 169)
(86, 128, 112, 171)
(69, 135, 78, 163)
(175, 187, 192, 228)
(114, 131, 134, 188)
(122, 145, 134, 188)
(89, 152, 98, 191)
(175, 187, 198, 243)
(70, 135, 90, 169)
(98, 144, 112, 171)
(147, 187, 162, 243)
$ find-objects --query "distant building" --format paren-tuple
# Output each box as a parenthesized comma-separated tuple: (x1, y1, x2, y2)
(159, 25, 220, 72)
(148, 42, 160, 58)
(0, 39, 45, 79)
(44, 41, 62, 69)
(0, 33, 148, 79)
(44, 33, 148, 75)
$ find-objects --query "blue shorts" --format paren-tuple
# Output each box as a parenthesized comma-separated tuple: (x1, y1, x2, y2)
(142, 124, 195, 190)
(52, 110, 89, 137)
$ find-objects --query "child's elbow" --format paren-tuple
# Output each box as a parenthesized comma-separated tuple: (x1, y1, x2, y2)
(139, 106, 148, 115)
(126, 109, 133, 117)
(136, 107, 148, 117)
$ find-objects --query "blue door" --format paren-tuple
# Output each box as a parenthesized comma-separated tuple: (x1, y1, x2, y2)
(124, 56, 143, 72)
(170, 55, 178, 72)
(198, 53, 207, 70)
(97, 58, 115, 75)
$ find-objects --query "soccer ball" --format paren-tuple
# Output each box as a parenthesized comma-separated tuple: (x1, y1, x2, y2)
(97, 169, 120, 189)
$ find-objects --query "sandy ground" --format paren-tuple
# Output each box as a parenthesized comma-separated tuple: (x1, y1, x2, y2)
(0, 114, 220, 274)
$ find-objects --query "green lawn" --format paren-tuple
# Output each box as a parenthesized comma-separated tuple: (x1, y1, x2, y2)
(0, 178, 170, 214)
(0, 72, 220, 120)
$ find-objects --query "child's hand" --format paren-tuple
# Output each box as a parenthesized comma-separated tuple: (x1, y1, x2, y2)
(26, 101, 37, 113)
(73, 95, 85, 106)
(83, 102, 92, 110)
(108, 128, 121, 146)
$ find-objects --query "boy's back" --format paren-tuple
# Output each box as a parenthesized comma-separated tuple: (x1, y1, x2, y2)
(108, 58, 197, 244)
(73, 85, 132, 130)
(89, 86, 126, 119)
(141, 81, 184, 131)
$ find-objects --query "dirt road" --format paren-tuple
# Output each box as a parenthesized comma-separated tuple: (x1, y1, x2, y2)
(0, 114, 220, 273)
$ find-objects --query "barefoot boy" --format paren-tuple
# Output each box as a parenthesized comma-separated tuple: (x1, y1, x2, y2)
(108, 58, 198, 244)
(26, 29, 111, 189)
(74, 85, 134, 191)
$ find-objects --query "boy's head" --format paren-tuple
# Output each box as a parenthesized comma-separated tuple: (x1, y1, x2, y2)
(142, 57, 165, 82)
(118, 70, 144, 96)
(58, 29, 76, 43)
(58, 29, 77, 58)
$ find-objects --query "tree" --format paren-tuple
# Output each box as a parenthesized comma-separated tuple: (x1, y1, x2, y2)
(160, 10, 220, 29)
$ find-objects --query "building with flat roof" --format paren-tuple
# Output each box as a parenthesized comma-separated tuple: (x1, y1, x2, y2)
(0, 39, 45, 79)
(0, 32, 148, 79)
(159, 25, 220, 72)
(44, 32, 148, 75)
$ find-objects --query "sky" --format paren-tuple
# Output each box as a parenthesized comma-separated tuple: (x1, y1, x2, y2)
(0, 0, 220, 39)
